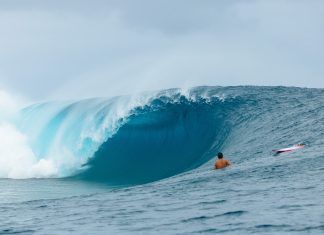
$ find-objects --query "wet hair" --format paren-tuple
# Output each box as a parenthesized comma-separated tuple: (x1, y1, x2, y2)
(217, 152, 223, 159)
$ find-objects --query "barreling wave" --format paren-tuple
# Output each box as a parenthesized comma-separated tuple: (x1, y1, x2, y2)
(2, 86, 323, 185)
(9, 87, 238, 183)
(78, 91, 235, 184)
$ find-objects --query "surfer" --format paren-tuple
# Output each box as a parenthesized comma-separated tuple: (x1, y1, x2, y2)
(214, 152, 230, 170)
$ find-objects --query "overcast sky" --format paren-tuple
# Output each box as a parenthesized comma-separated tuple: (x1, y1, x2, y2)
(0, 0, 323, 101)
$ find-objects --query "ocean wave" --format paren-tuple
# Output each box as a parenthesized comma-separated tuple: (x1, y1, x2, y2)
(1, 86, 323, 185)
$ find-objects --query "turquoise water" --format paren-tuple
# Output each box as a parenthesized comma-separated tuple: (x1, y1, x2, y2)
(1, 86, 324, 234)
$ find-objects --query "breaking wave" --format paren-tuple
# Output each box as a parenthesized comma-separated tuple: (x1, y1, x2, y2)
(1, 86, 323, 185)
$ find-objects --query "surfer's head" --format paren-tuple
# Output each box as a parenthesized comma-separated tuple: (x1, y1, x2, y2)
(217, 152, 223, 159)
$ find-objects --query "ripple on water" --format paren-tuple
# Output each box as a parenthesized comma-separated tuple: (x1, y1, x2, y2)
(182, 210, 247, 223)
(0, 229, 35, 235)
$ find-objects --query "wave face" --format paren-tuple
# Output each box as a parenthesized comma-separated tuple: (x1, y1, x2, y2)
(79, 92, 234, 184)
(5, 86, 324, 184)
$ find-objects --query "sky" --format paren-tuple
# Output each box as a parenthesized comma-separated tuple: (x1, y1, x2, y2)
(0, 0, 323, 101)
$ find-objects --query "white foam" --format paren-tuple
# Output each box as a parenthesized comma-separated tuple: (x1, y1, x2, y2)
(0, 89, 59, 179)
(0, 123, 58, 179)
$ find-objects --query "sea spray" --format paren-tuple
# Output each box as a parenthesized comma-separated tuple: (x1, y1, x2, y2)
(0, 90, 57, 178)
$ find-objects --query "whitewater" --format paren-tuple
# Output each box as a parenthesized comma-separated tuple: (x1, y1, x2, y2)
(0, 86, 323, 234)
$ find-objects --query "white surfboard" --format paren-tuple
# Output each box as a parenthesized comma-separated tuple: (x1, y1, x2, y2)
(272, 144, 305, 153)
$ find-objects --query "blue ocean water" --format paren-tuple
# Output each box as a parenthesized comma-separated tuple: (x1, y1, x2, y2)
(0, 86, 324, 234)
